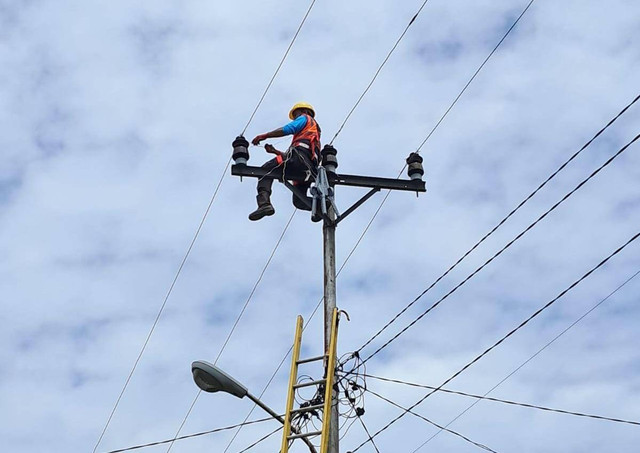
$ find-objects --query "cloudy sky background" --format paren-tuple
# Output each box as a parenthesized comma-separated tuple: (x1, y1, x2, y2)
(1, 0, 640, 452)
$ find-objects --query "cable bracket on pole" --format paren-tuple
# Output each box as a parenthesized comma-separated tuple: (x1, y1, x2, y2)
(311, 166, 340, 224)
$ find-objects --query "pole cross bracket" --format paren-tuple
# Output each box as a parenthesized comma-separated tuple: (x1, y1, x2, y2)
(231, 164, 426, 193)
(230, 162, 426, 224)
(334, 187, 381, 225)
(311, 166, 340, 224)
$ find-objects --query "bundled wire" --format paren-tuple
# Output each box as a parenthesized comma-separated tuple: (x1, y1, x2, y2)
(356, 93, 640, 357)
(335, 357, 381, 452)
(411, 269, 640, 452)
(348, 228, 640, 452)
(337, 352, 367, 415)
(353, 133, 640, 370)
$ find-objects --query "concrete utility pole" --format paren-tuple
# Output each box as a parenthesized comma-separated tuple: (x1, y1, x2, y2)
(323, 204, 339, 453)
(231, 137, 426, 453)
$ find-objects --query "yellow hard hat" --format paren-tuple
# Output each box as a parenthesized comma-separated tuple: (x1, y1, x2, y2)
(289, 102, 315, 120)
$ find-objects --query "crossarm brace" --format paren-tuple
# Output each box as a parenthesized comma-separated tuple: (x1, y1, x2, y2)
(335, 188, 380, 225)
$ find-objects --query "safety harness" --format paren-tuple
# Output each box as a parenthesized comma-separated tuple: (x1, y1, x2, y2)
(291, 113, 321, 161)
(275, 113, 322, 166)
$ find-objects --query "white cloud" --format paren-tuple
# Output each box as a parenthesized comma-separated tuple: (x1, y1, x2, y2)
(1, 0, 640, 452)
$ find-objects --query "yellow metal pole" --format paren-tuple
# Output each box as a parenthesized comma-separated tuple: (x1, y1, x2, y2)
(320, 308, 339, 453)
(281, 315, 304, 453)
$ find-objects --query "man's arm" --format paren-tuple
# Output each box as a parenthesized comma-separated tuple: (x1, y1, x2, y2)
(251, 116, 308, 145)
(252, 127, 287, 146)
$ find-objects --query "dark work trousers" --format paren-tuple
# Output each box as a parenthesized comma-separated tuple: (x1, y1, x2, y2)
(257, 146, 317, 208)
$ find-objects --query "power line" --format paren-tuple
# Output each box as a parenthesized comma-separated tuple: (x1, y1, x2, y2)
(331, 0, 545, 358)
(241, 0, 318, 135)
(349, 228, 640, 452)
(364, 374, 640, 427)
(331, 0, 537, 238)
(356, 133, 640, 368)
(329, 0, 433, 145)
(355, 81, 640, 359)
(354, 413, 382, 453)
(415, 0, 536, 153)
(236, 426, 282, 453)
(101, 416, 274, 453)
(411, 268, 640, 452)
(218, 209, 298, 364)
(92, 158, 232, 453)
(364, 387, 498, 453)
(165, 209, 297, 452)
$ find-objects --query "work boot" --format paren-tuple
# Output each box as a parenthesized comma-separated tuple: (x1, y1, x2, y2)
(248, 191, 275, 221)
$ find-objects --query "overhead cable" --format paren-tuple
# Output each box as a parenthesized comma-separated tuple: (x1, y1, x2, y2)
(329, 0, 433, 145)
(364, 373, 640, 427)
(356, 133, 640, 368)
(236, 426, 283, 453)
(349, 228, 640, 452)
(102, 416, 274, 453)
(241, 0, 318, 135)
(364, 387, 498, 453)
(355, 413, 382, 453)
(356, 92, 640, 356)
(325, 0, 542, 359)
(166, 210, 297, 452)
(414, 0, 536, 153)
(412, 268, 640, 452)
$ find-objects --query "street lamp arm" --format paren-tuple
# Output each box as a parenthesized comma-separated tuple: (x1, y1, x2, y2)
(246, 391, 285, 424)
(246, 391, 318, 453)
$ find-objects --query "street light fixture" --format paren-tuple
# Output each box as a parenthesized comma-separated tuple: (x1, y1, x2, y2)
(191, 361, 317, 453)
(192, 360, 248, 399)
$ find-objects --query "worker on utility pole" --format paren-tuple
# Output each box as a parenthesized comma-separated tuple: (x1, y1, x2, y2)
(249, 102, 321, 221)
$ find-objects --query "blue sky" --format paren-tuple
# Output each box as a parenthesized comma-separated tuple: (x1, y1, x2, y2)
(1, 0, 640, 452)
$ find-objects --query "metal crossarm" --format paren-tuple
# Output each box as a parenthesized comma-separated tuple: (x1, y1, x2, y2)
(231, 164, 426, 192)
